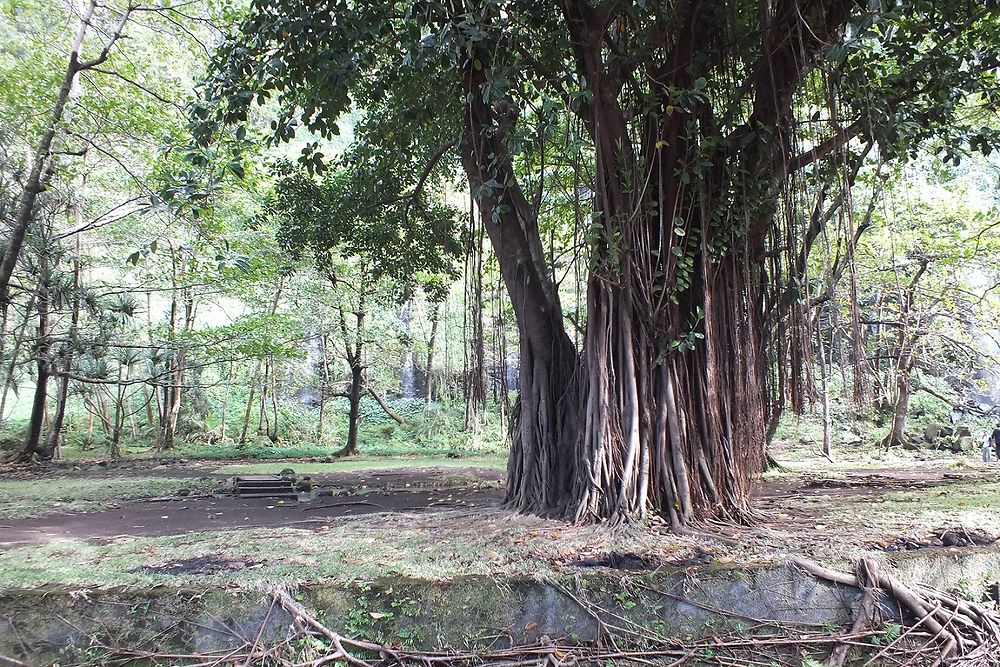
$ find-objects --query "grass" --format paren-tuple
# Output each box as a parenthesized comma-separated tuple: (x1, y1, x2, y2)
(758, 472, 1000, 557)
(2, 394, 511, 463)
(1, 459, 999, 592)
(31, 436, 508, 465)
(0, 476, 219, 520)
(3, 471, 998, 592)
(212, 456, 506, 475)
(886, 479, 1000, 509)
(0, 511, 694, 590)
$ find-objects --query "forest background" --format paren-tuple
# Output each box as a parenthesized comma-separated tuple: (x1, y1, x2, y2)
(2, 0, 999, 470)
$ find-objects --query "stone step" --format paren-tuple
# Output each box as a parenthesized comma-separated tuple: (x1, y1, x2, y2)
(235, 474, 297, 499)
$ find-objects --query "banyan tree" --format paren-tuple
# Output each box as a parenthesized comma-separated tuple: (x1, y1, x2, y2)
(199, 0, 1000, 525)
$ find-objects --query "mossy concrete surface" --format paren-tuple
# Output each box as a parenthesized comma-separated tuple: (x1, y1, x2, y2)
(887, 547, 1000, 601)
(0, 563, 863, 664)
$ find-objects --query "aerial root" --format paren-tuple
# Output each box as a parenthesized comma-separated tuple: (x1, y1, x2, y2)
(791, 556, 1000, 667)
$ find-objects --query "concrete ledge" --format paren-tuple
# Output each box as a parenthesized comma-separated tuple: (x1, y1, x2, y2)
(2, 549, 997, 663)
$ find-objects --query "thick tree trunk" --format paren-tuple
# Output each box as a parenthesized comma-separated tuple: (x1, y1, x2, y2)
(461, 67, 582, 516)
(884, 368, 912, 449)
(881, 334, 920, 449)
(456, 0, 854, 524)
(239, 383, 256, 444)
(463, 87, 766, 524)
(566, 255, 767, 524)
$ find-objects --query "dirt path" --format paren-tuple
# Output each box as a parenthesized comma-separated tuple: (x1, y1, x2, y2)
(0, 464, 505, 548)
(0, 485, 503, 548)
(0, 462, 996, 549)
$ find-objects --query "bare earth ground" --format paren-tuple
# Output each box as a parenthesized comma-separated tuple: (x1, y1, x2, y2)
(0, 451, 998, 589)
(0, 466, 506, 547)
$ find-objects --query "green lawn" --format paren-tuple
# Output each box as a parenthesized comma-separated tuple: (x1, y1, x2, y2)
(0, 476, 219, 520)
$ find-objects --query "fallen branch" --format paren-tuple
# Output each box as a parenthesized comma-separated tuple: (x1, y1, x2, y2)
(268, 585, 400, 666)
(301, 500, 384, 512)
(366, 387, 406, 425)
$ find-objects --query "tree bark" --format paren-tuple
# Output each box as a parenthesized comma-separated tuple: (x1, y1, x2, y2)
(239, 383, 256, 445)
(425, 303, 439, 402)
(884, 363, 913, 449)
(23, 281, 50, 458)
(342, 363, 363, 456)
(160, 254, 195, 450)
(317, 334, 329, 441)
(258, 359, 269, 435)
(459, 0, 855, 524)
(269, 365, 280, 442)
(367, 387, 405, 425)
(337, 287, 367, 457)
(880, 259, 929, 449)
(0, 1, 98, 307)
(464, 197, 487, 431)
(461, 64, 581, 516)
(46, 229, 84, 459)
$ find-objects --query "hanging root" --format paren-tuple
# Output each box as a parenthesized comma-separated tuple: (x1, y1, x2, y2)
(790, 556, 1000, 666)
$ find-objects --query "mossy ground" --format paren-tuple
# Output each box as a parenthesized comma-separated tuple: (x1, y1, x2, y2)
(0, 510, 700, 589)
(0, 441, 997, 593)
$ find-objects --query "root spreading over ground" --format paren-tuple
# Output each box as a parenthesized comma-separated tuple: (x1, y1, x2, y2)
(59, 556, 999, 667)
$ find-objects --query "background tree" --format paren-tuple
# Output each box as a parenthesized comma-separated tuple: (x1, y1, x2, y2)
(265, 157, 462, 456)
